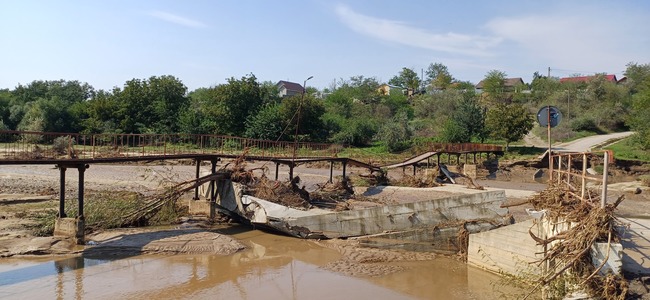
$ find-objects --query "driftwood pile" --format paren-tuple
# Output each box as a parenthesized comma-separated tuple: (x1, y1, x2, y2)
(525, 184, 627, 300)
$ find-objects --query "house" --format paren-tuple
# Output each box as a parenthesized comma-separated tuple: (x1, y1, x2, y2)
(376, 84, 404, 96)
(377, 84, 391, 96)
(276, 80, 304, 98)
(559, 74, 618, 84)
(475, 77, 526, 93)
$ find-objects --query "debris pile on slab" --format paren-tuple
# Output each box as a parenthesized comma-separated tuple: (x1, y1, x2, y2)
(391, 169, 441, 187)
(526, 184, 627, 300)
(227, 152, 359, 211)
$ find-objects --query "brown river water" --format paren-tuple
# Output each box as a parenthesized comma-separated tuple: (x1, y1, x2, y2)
(0, 225, 517, 300)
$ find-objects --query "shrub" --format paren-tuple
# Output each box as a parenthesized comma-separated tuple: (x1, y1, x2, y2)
(570, 117, 599, 132)
(52, 136, 75, 155)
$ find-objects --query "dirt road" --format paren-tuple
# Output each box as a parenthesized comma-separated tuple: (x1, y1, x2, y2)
(555, 131, 635, 152)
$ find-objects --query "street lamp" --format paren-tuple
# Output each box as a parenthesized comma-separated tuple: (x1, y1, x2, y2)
(292, 76, 314, 163)
(303, 76, 313, 95)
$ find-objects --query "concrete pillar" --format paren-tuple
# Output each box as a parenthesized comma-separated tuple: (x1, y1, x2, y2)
(54, 218, 84, 244)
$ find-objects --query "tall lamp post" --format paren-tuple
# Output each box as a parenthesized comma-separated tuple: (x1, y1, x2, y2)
(292, 76, 313, 161)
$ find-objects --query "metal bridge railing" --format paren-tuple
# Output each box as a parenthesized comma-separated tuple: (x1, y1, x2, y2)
(0, 130, 340, 161)
(0, 130, 505, 163)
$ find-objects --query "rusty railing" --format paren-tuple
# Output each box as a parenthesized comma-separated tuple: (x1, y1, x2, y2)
(549, 150, 614, 207)
(0, 130, 340, 161)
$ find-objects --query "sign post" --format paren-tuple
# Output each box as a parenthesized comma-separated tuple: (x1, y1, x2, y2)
(537, 106, 562, 181)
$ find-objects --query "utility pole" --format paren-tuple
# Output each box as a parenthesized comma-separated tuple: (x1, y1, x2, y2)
(548, 67, 551, 78)
(292, 76, 313, 161)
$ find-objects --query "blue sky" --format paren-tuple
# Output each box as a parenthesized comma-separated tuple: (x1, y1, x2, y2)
(1, 0, 649, 92)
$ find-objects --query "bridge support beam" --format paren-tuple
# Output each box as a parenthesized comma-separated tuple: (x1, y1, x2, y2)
(289, 163, 295, 180)
(77, 164, 88, 220)
(58, 166, 67, 218)
(329, 161, 334, 183)
(54, 163, 88, 244)
(275, 162, 280, 181)
(193, 159, 201, 200)
(210, 160, 218, 202)
(342, 161, 347, 181)
(413, 164, 417, 176)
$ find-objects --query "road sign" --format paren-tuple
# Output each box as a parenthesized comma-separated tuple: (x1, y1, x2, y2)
(537, 106, 562, 128)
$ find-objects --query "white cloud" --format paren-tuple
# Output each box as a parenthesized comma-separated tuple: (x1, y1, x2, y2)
(149, 11, 207, 29)
(335, 4, 501, 57)
(484, 9, 649, 75)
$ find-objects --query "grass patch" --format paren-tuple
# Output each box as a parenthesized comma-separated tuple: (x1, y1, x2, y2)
(27, 190, 185, 236)
(338, 143, 414, 165)
(502, 146, 547, 161)
(639, 175, 650, 187)
(605, 137, 650, 162)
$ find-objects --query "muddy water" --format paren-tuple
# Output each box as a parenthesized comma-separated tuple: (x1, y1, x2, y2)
(0, 227, 514, 300)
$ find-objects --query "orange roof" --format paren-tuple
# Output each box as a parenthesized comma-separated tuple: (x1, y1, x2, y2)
(559, 74, 617, 83)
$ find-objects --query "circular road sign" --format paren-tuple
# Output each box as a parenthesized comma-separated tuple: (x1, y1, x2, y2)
(537, 106, 562, 128)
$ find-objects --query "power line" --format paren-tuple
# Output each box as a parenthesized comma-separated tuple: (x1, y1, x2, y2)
(549, 67, 615, 76)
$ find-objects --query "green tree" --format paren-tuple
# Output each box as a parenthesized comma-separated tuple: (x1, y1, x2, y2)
(207, 74, 264, 136)
(481, 70, 507, 104)
(148, 75, 189, 133)
(9, 80, 94, 133)
(425, 63, 454, 90)
(244, 103, 284, 140)
(628, 75, 650, 149)
(442, 119, 470, 143)
(279, 94, 326, 141)
(624, 62, 650, 94)
(114, 75, 188, 134)
(376, 111, 412, 152)
(389, 67, 421, 91)
(82, 89, 121, 133)
(0, 89, 13, 129)
(485, 103, 534, 151)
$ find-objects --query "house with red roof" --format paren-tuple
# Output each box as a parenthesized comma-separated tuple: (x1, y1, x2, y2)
(276, 80, 305, 98)
(559, 74, 619, 84)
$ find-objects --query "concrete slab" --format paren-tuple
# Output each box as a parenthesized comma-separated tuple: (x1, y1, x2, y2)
(619, 217, 650, 275)
(242, 189, 509, 239)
